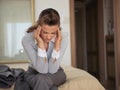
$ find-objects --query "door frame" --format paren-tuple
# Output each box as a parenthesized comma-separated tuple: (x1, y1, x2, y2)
(69, 0, 77, 67)
(114, 0, 120, 89)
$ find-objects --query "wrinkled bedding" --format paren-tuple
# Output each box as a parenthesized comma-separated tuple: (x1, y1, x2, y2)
(59, 65, 105, 90)
(0, 64, 105, 90)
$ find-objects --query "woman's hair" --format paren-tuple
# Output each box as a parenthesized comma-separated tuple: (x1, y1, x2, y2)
(27, 8, 60, 33)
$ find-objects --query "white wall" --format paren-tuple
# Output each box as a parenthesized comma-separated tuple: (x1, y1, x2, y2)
(35, 0, 71, 65)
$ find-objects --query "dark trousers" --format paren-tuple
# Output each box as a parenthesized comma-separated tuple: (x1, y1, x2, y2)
(24, 67, 66, 90)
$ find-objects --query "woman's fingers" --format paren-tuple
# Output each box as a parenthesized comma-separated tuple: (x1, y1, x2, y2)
(57, 28, 62, 40)
(33, 28, 37, 38)
(37, 25, 41, 35)
(33, 25, 41, 40)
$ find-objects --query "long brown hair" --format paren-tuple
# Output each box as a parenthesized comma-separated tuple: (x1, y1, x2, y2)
(27, 8, 60, 33)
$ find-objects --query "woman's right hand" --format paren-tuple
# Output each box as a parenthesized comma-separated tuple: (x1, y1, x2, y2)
(34, 25, 45, 50)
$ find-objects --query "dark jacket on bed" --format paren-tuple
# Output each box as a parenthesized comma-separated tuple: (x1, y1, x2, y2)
(0, 64, 26, 89)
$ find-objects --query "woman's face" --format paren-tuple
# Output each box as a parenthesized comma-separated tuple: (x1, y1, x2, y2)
(40, 24, 59, 43)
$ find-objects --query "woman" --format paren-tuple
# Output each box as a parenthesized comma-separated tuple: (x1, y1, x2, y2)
(22, 8, 68, 90)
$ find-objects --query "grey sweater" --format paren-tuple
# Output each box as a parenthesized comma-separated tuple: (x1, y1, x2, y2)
(22, 32, 68, 74)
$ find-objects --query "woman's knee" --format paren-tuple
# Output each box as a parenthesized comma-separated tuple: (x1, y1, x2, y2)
(36, 74, 53, 87)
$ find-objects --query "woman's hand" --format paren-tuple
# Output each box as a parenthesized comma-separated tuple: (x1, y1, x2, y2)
(54, 28, 62, 51)
(34, 26, 45, 50)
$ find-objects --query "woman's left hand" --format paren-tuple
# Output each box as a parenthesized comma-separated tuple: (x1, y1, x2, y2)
(54, 28, 62, 51)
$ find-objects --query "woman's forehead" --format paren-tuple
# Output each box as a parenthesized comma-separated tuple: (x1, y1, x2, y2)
(41, 25, 58, 31)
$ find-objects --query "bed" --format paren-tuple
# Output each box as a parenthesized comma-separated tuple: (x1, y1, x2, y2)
(0, 63, 105, 90)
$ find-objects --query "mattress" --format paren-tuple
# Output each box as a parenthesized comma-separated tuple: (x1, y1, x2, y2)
(0, 64, 105, 90)
(59, 65, 105, 90)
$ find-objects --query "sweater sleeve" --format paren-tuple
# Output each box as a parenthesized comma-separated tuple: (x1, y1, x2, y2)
(48, 32, 68, 74)
(22, 33, 48, 74)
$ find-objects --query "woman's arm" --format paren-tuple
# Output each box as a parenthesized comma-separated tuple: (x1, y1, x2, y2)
(22, 33, 48, 74)
(48, 32, 68, 74)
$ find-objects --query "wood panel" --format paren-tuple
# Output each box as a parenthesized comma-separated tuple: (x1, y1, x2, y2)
(97, 0, 106, 83)
(70, 0, 77, 67)
(114, 0, 120, 89)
